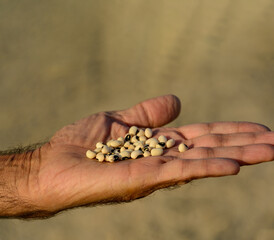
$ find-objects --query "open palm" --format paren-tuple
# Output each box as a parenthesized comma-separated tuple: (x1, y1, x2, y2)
(32, 95, 274, 215)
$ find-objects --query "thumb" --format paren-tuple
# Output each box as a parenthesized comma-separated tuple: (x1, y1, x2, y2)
(115, 94, 181, 128)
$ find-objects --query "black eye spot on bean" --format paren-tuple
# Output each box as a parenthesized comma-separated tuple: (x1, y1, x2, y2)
(125, 134, 131, 141)
(143, 147, 150, 151)
(158, 142, 166, 147)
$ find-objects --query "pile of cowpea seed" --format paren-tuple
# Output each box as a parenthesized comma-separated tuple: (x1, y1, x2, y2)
(86, 126, 189, 163)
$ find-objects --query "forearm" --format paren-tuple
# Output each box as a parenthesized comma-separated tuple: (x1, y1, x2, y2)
(0, 145, 51, 218)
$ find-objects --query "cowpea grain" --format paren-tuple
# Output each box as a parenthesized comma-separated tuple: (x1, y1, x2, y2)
(131, 150, 143, 159)
(128, 144, 135, 150)
(135, 145, 144, 151)
(96, 153, 105, 162)
(151, 148, 163, 156)
(120, 151, 131, 160)
(96, 142, 104, 149)
(143, 151, 151, 157)
(129, 126, 139, 135)
(120, 146, 126, 152)
(143, 145, 151, 152)
(158, 135, 167, 143)
(137, 129, 145, 136)
(101, 146, 111, 154)
(111, 140, 122, 148)
(149, 138, 159, 148)
(139, 135, 147, 142)
(131, 135, 139, 143)
(124, 141, 131, 148)
(145, 128, 153, 138)
(94, 148, 102, 153)
(107, 140, 113, 147)
(156, 143, 165, 149)
(178, 143, 189, 153)
(124, 134, 132, 142)
(86, 150, 96, 159)
(166, 139, 175, 148)
(117, 137, 124, 144)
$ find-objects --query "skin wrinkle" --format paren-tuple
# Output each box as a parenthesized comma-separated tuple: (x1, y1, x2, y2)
(180, 122, 271, 140)
(217, 134, 225, 147)
(236, 146, 245, 163)
(25, 152, 32, 199)
(171, 95, 181, 119)
(96, 113, 111, 141)
(189, 132, 273, 148)
(138, 102, 152, 127)
(109, 121, 126, 140)
(206, 147, 216, 159)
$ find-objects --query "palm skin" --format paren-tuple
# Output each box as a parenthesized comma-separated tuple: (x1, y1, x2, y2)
(29, 95, 274, 215)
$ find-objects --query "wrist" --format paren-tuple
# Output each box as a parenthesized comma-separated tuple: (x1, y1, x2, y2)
(0, 144, 52, 218)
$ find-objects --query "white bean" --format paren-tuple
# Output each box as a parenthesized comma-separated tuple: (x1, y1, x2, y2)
(111, 140, 122, 148)
(145, 128, 153, 138)
(96, 153, 105, 162)
(139, 135, 147, 142)
(158, 135, 167, 143)
(135, 144, 144, 151)
(86, 150, 96, 159)
(178, 143, 189, 153)
(156, 143, 165, 149)
(120, 146, 126, 152)
(108, 154, 120, 162)
(166, 139, 175, 148)
(107, 140, 113, 147)
(143, 151, 151, 157)
(131, 150, 143, 159)
(124, 141, 131, 148)
(96, 142, 104, 149)
(117, 137, 124, 144)
(94, 148, 102, 153)
(120, 151, 131, 160)
(133, 141, 143, 146)
(127, 144, 135, 150)
(131, 135, 139, 143)
(101, 145, 111, 154)
(145, 138, 152, 145)
(129, 126, 139, 135)
(137, 129, 145, 136)
(151, 148, 163, 156)
(149, 138, 158, 148)
(114, 149, 120, 154)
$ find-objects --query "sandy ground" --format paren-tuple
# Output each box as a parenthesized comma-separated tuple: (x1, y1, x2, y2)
(0, 0, 274, 239)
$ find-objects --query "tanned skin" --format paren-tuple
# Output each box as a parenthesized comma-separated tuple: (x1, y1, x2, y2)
(0, 95, 273, 219)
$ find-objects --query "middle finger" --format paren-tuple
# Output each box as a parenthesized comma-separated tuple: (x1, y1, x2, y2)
(186, 131, 274, 148)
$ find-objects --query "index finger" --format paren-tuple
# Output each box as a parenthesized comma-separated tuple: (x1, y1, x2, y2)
(179, 122, 271, 139)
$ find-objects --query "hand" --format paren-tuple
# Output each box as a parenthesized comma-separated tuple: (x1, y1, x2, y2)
(26, 95, 273, 217)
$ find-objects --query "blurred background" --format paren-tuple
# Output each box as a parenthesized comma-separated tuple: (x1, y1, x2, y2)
(0, 0, 274, 239)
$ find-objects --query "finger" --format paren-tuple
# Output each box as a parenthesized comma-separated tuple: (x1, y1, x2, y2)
(114, 94, 181, 128)
(179, 122, 271, 139)
(157, 158, 240, 184)
(187, 131, 274, 148)
(166, 144, 274, 165)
